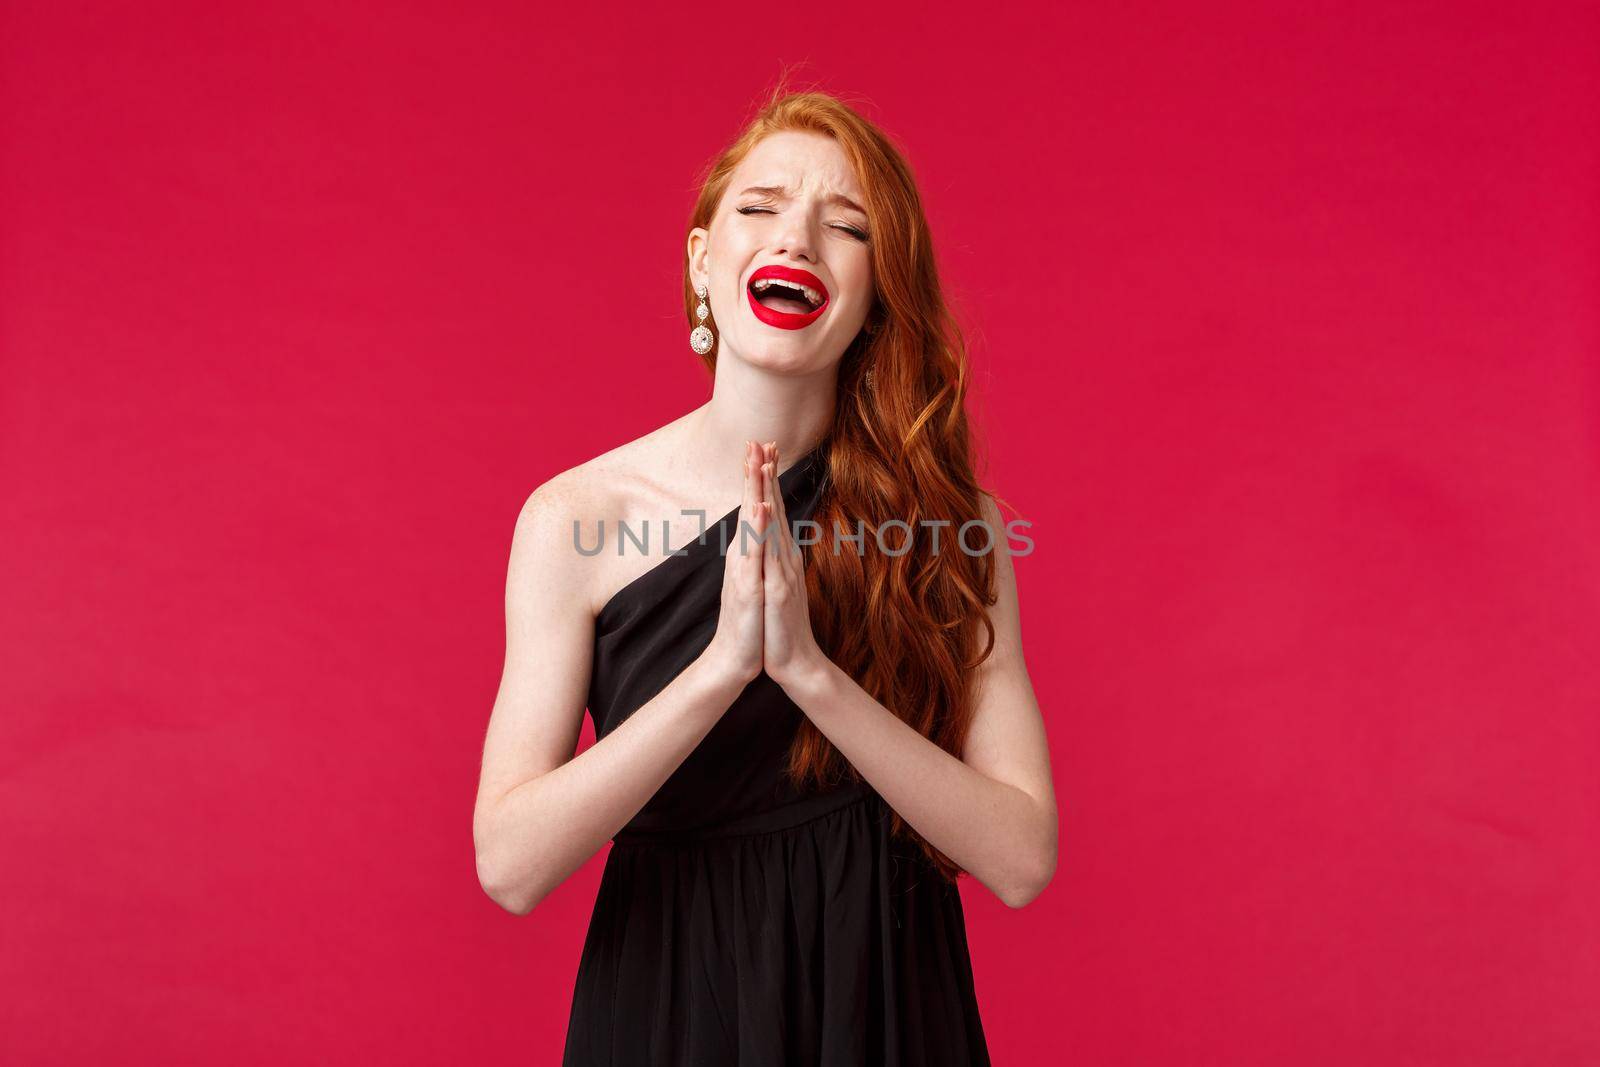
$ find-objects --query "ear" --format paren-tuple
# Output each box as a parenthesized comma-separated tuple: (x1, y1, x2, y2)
(686, 227, 710, 291)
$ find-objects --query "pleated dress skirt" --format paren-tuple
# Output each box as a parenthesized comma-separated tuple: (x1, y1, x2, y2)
(562, 443, 990, 1066)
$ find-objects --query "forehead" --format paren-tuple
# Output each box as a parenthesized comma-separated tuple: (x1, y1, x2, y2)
(732, 130, 863, 200)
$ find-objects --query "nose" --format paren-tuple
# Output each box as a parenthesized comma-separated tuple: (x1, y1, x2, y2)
(771, 213, 818, 263)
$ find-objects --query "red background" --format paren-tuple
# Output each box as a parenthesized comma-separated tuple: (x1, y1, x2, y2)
(3, 3, 1597, 1064)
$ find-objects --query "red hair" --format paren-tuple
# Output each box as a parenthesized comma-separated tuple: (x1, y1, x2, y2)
(683, 82, 1002, 882)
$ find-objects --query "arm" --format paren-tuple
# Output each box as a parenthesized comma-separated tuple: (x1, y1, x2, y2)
(770, 481, 1057, 908)
(472, 463, 764, 916)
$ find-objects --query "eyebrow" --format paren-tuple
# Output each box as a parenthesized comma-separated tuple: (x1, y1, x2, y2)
(737, 184, 867, 216)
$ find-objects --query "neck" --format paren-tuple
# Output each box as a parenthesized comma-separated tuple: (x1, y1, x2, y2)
(688, 356, 835, 472)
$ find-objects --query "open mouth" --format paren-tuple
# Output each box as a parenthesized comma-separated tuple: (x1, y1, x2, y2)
(750, 277, 824, 314)
(746, 265, 829, 330)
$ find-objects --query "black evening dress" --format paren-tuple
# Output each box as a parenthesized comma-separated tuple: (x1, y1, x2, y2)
(562, 442, 991, 1066)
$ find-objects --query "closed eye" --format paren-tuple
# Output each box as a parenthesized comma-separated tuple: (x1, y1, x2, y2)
(737, 205, 869, 243)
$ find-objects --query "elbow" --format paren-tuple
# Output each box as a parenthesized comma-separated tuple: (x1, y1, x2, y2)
(474, 821, 543, 916)
(477, 850, 543, 916)
(478, 859, 536, 916)
(997, 839, 1057, 910)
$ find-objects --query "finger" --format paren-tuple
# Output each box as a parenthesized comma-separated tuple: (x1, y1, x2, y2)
(754, 493, 770, 580)
(764, 441, 784, 563)
(738, 440, 758, 570)
(751, 445, 770, 575)
(758, 451, 771, 541)
(768, 470, 799, 587)
(772, 445, 798, 569)
(764, 446, 799, 579)
(762, 460, 781, 572)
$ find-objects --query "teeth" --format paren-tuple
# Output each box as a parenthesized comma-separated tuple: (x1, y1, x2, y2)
(751, 277, 823, 308)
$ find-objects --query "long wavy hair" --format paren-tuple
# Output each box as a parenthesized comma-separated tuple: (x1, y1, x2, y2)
(682, 85, 1000, 882)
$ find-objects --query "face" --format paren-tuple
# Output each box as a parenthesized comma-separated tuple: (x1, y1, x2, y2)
(688, 130, 875, 374)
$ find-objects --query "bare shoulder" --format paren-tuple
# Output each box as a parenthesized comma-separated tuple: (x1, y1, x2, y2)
(509, 428, 689, 618)
(975, 490, 1020, 576)
(515, 431, 673, 532)
(973, 488, 1026, 661)
(976, 491, 1008, 546)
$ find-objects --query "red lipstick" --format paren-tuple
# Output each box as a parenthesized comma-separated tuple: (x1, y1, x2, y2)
(746, 264, 830, 330)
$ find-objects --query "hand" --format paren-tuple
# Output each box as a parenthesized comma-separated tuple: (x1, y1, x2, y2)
(701, 440, 769, 689)
(757, 441, 827, 690)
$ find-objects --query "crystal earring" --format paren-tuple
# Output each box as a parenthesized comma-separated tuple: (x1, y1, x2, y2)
(689, 283, 715, 355)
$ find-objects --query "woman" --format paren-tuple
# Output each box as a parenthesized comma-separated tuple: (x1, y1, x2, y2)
(473, 88, 1057, 1066)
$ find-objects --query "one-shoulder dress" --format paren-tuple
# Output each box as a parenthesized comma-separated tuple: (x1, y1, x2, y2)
(562, 442, 990, 1066)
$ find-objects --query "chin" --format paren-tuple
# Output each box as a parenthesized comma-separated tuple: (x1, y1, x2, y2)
(729, 339, 833, 376)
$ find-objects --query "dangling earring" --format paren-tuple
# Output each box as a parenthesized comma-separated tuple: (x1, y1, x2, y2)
(689, 283, 714, 355)
(864, 366, 876, 388)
